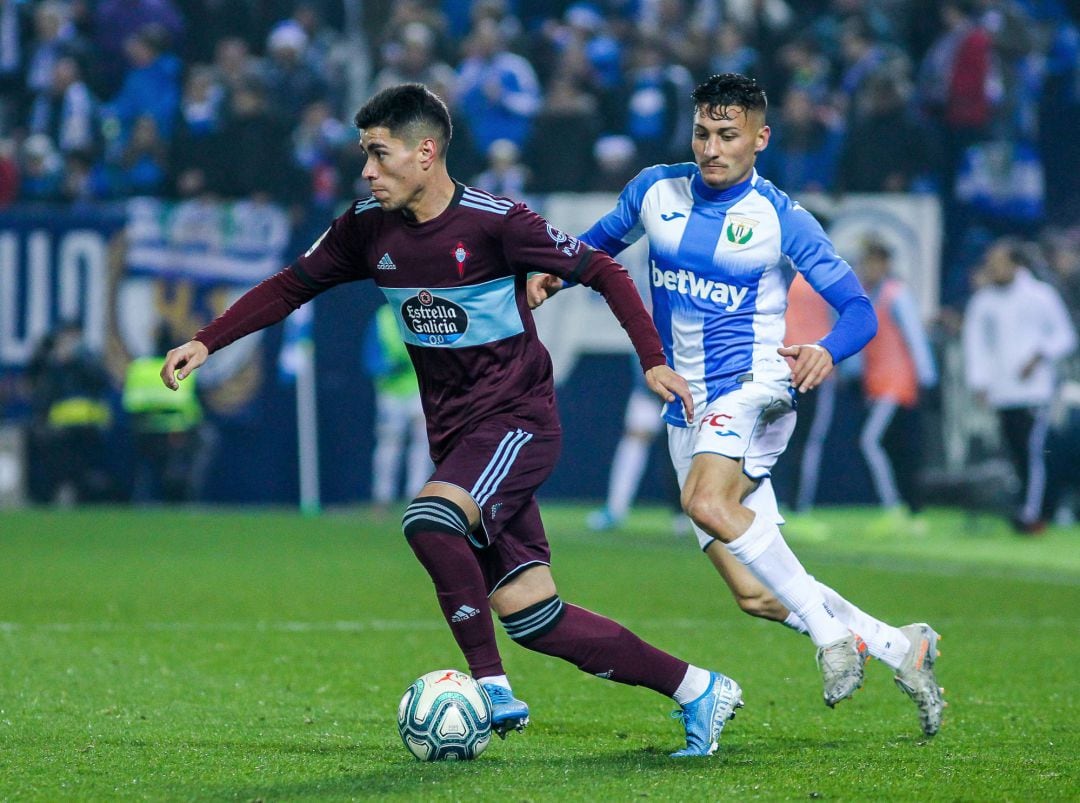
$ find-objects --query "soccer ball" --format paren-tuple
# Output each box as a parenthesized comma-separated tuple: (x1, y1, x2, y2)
(397, 669, 492, 761)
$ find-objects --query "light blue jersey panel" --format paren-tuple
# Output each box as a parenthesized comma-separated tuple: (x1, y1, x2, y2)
(381, 276, 524, 348)
(583, 165, 857, 427)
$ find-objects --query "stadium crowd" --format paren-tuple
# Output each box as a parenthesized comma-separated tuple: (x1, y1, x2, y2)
(0, 0, 1078, 313)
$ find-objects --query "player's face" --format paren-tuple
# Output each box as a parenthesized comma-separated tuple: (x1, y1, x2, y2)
(360, 126, 428, 212)
(692, 104, 769, 190)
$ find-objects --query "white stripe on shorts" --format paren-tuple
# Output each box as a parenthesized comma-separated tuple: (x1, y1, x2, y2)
(471, 428, 533, 505)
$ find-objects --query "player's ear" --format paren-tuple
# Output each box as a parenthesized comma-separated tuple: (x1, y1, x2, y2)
(755, 124, 771, 153)
(418, 136, 439, 168)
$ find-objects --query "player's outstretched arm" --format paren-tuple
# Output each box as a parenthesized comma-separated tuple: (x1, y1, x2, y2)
(160, 340, 209, 390)
(526, 273, 564, 309)
(645, 365, 694, 424)
(778, 343, 834, 394)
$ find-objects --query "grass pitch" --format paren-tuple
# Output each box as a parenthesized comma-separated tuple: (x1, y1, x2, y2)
(0, 505, 1077, 801)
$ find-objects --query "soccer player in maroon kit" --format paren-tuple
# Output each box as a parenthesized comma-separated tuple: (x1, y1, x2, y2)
(160, 83, 742, 756)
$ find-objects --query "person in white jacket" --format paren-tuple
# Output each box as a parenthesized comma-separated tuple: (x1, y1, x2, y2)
(962, 238, 1078, 533)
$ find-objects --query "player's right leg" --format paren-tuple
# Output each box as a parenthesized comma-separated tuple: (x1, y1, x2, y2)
(669, 385, 865, 707)
(401, 482, 527, 737)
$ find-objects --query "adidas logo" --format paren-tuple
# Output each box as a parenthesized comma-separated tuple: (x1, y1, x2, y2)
(490, 502, 503, 519)
(451, 604, 479, 623)
(376, 252, 396, 270)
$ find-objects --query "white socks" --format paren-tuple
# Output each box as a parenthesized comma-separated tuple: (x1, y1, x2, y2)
(476, 674, 511, 690)
(815, 581, 910, 669)
(673, 665, 712, 705)
(726, 514, 849, 647)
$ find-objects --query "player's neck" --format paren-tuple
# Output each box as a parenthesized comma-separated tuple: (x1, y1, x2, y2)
(406, 171, 457, 224)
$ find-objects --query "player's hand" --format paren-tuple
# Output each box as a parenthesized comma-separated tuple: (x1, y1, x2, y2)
(645, 365, 694, 424)
(526, 273, 563, 309)
(778, 343, 834, 393)
(160, 340, 208, 390)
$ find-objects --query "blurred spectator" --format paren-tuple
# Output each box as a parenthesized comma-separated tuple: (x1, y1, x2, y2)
(169, 64, 224, 199)
(100, 24, 182, 153)
(24, 2, 90, 102)
(759, 86, 843, 194)
(209, 76, 304, 204)
(59, 148, 109, 204)
(93, 0, 185, 96)
(853, 239, 938, 532)
(370, 21, 457, 102)
(707, 22, 760, 78)
(617, 31, 693, 169)
(1041, 228, 1080, 326)
(292, 99, 351, 212)
(0, 0, 32, 134)
(455, 16, 542, 169)
(262, 20, 328, 121)
(25, 322, 116, 505)
(838, 73, 939, 193)
(1038, 12, 1080, 225)
(211, 36, 260, 98)
(774, 34, 832, 103)
(472, 137, 529, 198)
(917, 0, 993, 192)
(113, 114, 170, 196)
(962, 237, 1078, 533)
(773, 273, 835, 513)
(525, 71, 602, 193)
(589, 134, 638, 193)
(28, 55, 97, 156)
(18, 133, 62, 201)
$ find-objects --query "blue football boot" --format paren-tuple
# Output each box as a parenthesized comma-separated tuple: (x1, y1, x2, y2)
(481, 683, 530, 739)
(670, 672, 743, 757)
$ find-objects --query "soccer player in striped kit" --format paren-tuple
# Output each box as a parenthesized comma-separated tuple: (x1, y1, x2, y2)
(160, 83, 743, 757)
(531, 73, 945, 736)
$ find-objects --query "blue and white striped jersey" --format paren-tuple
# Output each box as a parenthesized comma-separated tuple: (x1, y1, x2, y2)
(581, 163, 874, 427)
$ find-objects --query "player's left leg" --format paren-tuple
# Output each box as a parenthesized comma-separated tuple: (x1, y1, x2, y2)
(860, 396, 903, 509)
(491, 561, 742, 758)
(698, 475, 945, 733)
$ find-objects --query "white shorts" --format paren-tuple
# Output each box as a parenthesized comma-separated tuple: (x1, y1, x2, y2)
(668, 380, 795, 549)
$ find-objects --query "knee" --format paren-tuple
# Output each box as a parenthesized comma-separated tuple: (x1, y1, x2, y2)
(401, 496, 470, 539)
(683, 490, 740, 539)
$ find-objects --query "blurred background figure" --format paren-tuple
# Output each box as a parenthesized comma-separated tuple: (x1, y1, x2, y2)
(122, 323, 207, 503)
(361, 303, 432, 514)
(773, 273, 836, 517)
(962, 238, 1077, 534)
(854, 240, 938, 534)
(25, 322, 116, 505)
(471, 137, 529, 198)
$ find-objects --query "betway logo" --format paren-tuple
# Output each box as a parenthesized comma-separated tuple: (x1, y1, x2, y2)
(650, 262, 748, 311)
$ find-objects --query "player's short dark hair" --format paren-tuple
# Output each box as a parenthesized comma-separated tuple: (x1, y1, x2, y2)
(353, 83, 452, 155)
(691, 73, 768, 121)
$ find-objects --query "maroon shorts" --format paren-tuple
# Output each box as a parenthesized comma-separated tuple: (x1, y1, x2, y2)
(429, 415, 561, 593)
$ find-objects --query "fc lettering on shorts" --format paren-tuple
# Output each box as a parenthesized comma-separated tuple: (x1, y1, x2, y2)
(701, 412, 741, 438)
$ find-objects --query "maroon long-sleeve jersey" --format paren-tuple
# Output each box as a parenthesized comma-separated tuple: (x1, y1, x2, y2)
(195, 183, 665, 461)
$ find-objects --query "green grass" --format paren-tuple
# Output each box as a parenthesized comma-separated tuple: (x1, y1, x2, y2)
(1, 505, 1077, 801)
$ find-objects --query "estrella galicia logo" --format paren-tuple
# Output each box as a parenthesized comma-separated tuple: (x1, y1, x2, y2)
(401, 290, 468, 345)
(661, 211, 686, 221)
